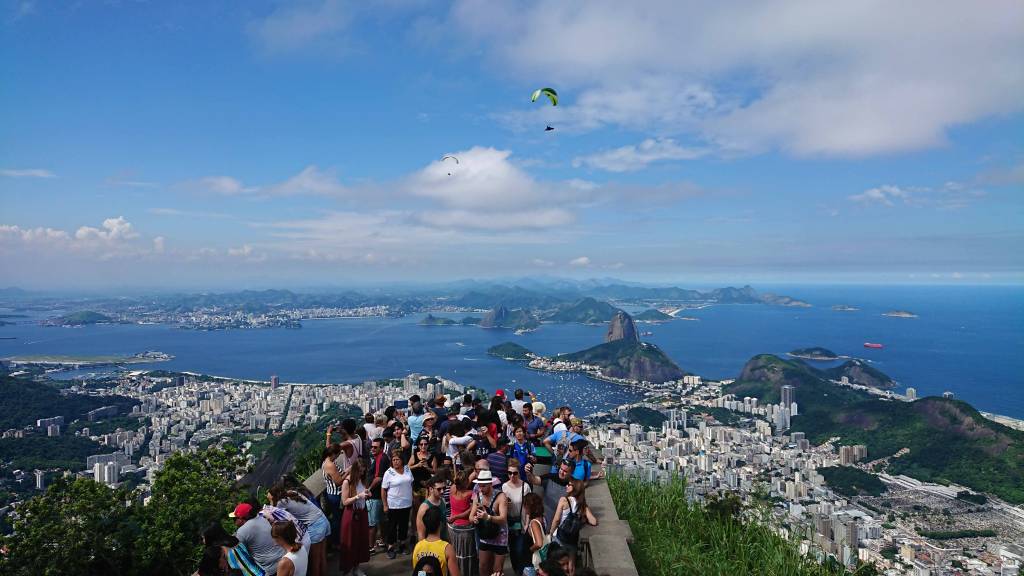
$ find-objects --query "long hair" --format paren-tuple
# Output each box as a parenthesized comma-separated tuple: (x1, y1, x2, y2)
(412, 555, 443, 575)
(322, 443, 342, 461)
(268, 481, 307, 506)
(271, 520, 299, 547)
(345, 458, 367, 497)
(568, 478, 588, 512)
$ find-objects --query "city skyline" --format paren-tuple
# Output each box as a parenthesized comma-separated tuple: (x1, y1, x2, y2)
(2, 1, 1023, 288)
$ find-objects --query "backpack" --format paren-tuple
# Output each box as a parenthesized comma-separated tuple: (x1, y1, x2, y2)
(556, 497, 582, 546)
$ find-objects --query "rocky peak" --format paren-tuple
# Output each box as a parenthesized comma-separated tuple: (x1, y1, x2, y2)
(480, 305, 509, 328)
(605, 310, 639, 343)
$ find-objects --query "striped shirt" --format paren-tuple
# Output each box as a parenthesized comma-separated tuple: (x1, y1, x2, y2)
(227, 542, 266, 576)
(323, 461, 341, 496)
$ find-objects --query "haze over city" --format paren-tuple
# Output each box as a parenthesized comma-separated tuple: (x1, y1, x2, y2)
(2, 1, 1022, 289)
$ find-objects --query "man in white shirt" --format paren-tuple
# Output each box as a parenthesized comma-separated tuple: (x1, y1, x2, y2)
(510, 388, 528, 415)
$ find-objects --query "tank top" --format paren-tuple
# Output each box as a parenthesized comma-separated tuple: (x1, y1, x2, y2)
(284, 544, 309, 576)
(424, 497, 448, 540)
(412, 538, 448, 575)
(322, 461, 340, 496)
(449, 490, 472, 527)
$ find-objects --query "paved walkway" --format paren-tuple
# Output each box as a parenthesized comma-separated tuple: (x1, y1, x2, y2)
(325, 546, 514, 576)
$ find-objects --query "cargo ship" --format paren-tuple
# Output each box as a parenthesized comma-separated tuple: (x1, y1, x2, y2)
(863, 342, 884, 349)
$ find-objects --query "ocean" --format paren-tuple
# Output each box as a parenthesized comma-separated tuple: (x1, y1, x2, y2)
(1, 284, 1021, 418)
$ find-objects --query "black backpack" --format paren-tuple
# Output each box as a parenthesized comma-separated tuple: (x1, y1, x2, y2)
(557, 498, 583, 546)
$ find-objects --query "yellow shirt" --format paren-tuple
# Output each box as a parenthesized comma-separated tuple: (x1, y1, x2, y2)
(412, 537, 449, 575)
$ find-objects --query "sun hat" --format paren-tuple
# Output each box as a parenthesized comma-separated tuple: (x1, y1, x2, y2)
(531, 401, 546, 416)
(229, 502, 253, 519)
(473, 470, 496, 485)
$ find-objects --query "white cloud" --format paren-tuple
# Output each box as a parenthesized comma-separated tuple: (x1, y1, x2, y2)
(249, 0, 350, 53)
(531, 258, 555, 267)
(266, 165, 347, 196)
(849, 185, 911, 207)
(417, 208, 573, 230)
(153, 236, 166, 254)
(74, 217, 140, 243)
(455, 0, 1024, 156)
(0, 225, 70, 244)
(574, 138, 706, 172)
(2, 168, 56, 178)
(194, 176, 257, 195)
(569, 256, 591, 267)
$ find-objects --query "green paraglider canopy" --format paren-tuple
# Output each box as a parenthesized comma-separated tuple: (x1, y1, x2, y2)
(531, 87, 558, 106)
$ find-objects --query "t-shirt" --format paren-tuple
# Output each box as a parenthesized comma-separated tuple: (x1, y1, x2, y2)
(510, 399, 526, 415)
(446, 434, 474, 458)
(501, 481, 532, 530)
(571, 459, 592, 481)
(235, 516, 284, 575)
(368, 452, 388, 500)
(540, 473, 570, 529)
(382, 466, 414, 509)
(511, 440, 534, 476)
(408, 412, 426, 441)
(363, 423, 380, 440)
(277, 497, 325, 531)
(545, 430, 585, 450)
(412, 538, 449, 575)
(486, 449, 510, 483)
(524, 415, 545, 442)
(551, 418, 567, 435)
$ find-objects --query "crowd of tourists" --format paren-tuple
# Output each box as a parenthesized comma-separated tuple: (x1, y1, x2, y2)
(195, 388, 604, 576)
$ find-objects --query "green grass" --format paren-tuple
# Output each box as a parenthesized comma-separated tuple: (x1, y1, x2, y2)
(608, 475, 852, 576)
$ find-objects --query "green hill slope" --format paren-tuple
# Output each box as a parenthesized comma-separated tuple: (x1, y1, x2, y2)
(726, 355, 1024, 503)
(543, 297, 621, 323)
(0, 374, 139, 430)
(558, 339, 684, 383)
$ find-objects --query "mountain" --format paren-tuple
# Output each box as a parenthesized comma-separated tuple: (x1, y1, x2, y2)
(543, 297, 621, 324)
(453, 286, 566, 310)
(479, 305, 539, 330)
(584, 283, 810, 307)
(605, 311, 640, 343)
(486, 342, 534, 360)
(419, 314, 456, 326)
(634, 308, 674, 322)
(727, 355, 1024, 503)
(823, 359, 895, 388)
(558, 339, 684, 383)
(0, 373, 139, 430)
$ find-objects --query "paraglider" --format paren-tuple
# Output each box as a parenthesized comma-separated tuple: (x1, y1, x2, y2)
(530, 87, 558, 106)
(441, 155, 459, 176)
(545, 125, 555, 132)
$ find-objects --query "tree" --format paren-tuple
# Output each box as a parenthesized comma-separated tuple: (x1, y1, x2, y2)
(135, 446, 248, 576)
(0, 477, 139, 575)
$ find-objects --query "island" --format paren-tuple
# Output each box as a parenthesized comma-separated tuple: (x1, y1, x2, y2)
(479, 305, 540, 331)
(47, 310, 114, 326)
(486, 342, 535, 361)
(634, 308, 674, 322)
(831, 305, 860, 311)
(787, 347, 841, 361)
(493, 311, 685, 385)
(419, 314, 457, 326)
(883, 310, 918, 318)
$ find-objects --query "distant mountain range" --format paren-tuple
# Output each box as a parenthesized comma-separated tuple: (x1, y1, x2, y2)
(727, 354, 1024, 503)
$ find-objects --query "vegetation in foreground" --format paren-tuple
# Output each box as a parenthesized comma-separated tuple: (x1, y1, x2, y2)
(608, 475, 876, 576)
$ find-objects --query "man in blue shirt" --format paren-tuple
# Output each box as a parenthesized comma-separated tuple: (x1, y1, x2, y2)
(522, 402, 546, 446)
(543, 418, 585, 461)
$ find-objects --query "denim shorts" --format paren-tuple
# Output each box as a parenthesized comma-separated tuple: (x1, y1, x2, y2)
(307, 514, 331, 544)
(366, 498, 383, 527)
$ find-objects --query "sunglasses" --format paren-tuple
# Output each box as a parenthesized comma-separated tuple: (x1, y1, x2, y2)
(509, 470, 519, 475)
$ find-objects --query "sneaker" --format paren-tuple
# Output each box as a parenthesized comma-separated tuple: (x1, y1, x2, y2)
(386, 547, 397, 560)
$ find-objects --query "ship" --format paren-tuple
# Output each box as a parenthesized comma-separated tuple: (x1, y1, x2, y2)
(863, 342, 884, 349)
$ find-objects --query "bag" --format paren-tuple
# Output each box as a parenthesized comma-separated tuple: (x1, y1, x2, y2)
(475, 492, 501, 540)
(555, 498, 582, 546)
(530, 519, 552, 568)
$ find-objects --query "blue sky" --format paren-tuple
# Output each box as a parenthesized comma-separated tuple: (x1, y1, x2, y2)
(1, 0, 1022, 289)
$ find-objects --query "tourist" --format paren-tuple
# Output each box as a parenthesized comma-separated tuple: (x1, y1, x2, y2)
(432, 395, 449, 421)
(446, 470, 476, 576)
(410, 432, 437, 521)
(417, 412, 441, 457)
(270, 520, 308, 576)
(470, 470, 509, 576)
(266, 484, 329, 576)
(382, 450, 415, 559)
(320, 444, 346, 545)
(408, 394, 427, 440)
(543, 419, 584, 463)
(364, 413, 380, 440)
(444, 421, 475, 463)
(374, 414, 387, 439)
(411, 555, 445, 576)
(522, 403, 546, 446)
(416, 475, 449, 541)
(565, 440, 596, 482)
(502, 456, 533, 576)
(340, 458, 371, 576)
(366, 437, 388, 554)
(489, 394, 508, 427)
(485, 436, 510, 483)
(412, 506, 460, 576)
(549, 479, 598, 567)
(544, 547, 573, 576)
(510, 425, 535, 478)
(523, 460, 572, 528)
(203, 522, 264, 576)
(231, 502, 284, 576)
(522, 492, 549, 575)
(510, 389, 527, 415)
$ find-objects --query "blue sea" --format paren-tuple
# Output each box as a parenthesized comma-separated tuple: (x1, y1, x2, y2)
(1, 285, 1021, 418)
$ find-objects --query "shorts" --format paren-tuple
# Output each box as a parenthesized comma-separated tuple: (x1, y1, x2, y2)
(479, 541, 509, 555)
(366, 498, 383, 527)
(307, 514, 330, 544)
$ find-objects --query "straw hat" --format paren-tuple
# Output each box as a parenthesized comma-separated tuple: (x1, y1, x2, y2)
(531, 401, 546, 416)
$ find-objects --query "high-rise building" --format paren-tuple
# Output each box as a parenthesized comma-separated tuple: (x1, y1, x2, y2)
(47, 424, 60, 437)
(104, 462, 119, 485)
(34, 469, 46, 490)
(781, 385, 795, 410)
(93, 462, 104, 483)
(906, 387, 917, 400)
(270, 374, 280, 389)
(943, 391, 954, 399)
